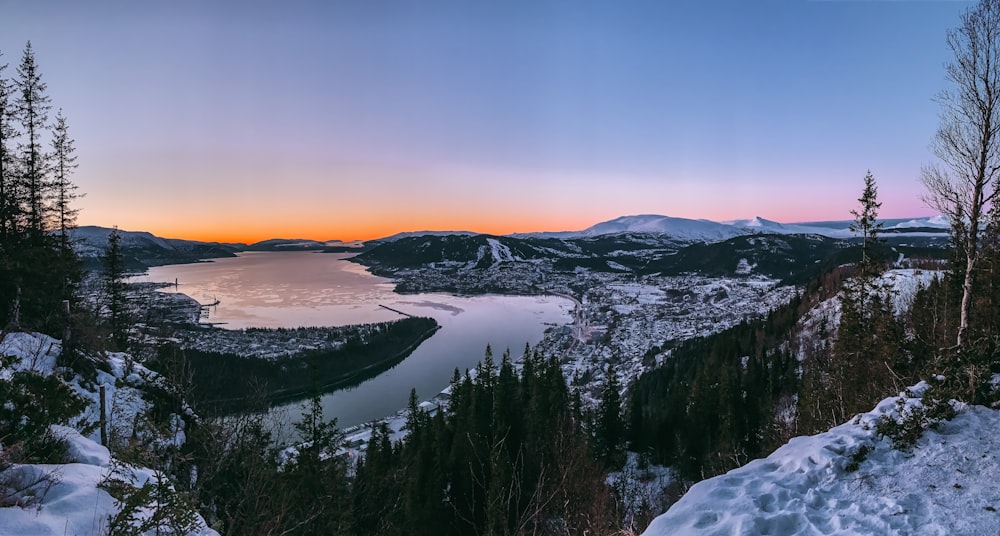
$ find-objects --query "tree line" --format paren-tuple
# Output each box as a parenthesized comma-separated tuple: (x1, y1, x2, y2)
(148, 346, 631, 535)
(0, 42, 82, 336)
(152, 316, 440, 414)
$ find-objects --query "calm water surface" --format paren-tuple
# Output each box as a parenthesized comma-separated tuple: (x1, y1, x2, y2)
(142, 252, 572, 429)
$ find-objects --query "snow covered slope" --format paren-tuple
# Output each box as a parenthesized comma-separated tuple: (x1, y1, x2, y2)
(642, 384, 1000, 536)
(576, 215, 747, 240)
(0, 332, 217, 535)
(529, 214, 749, 241)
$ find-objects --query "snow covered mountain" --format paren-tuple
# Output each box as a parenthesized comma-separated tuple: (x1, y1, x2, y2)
(574, 215, 748, 241)
(522, 214, 949, 241)
(527, 214, 749, 241)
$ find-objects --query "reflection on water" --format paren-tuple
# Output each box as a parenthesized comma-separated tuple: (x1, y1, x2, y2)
(144, 251, 404, 328)
(398, 300, 465, 316)
(142, 251, 572, 429)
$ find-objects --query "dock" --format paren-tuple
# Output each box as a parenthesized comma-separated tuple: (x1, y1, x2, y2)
(379, 304, 413, 317)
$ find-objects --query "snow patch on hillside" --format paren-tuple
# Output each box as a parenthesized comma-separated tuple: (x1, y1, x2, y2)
(643, 385, 1000, 535)
(882, 269, 940, 318)
(486, 237, 518, 264)
(0, 332, 216, 535)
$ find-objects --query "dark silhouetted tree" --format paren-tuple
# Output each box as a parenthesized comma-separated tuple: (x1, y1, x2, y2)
(103, 226, 129, 349)
(49, 109, 79, 252)
(0, 49, 18, 242)
(850, 170, 884, 268)
(594, 362, 624, 469)
(14, 41, 51, 240)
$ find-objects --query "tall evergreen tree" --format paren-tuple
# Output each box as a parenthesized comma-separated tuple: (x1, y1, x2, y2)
(0, 43, 81, 334)
(850, 170, 884, 269)
(285, 394, 352, 534)
(14, 41, 51, 240)
(48, 109, 81, 312)
(49, 109, 79, 252)
(594, 362, 625, 468)
(103, 226, 129, 349)
(831, 171, 901, 422)
(0, 49, 18, 242)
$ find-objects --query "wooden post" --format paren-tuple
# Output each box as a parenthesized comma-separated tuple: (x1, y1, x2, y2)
(10, 286, 19, 328)
(100, 385, 108, 446)
(62, 300, 71, 345)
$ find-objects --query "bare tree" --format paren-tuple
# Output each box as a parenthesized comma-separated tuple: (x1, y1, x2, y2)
(921, 0, 1000, 347)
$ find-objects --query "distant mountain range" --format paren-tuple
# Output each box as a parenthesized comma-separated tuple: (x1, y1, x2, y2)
(72, 215, 950, 271)
(350, 231, 865, 285)
(71, 226, 243, 270)
(516, 214, 949, 242)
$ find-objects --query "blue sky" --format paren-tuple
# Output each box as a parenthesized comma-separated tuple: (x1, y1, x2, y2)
(0, 0, 968, 241)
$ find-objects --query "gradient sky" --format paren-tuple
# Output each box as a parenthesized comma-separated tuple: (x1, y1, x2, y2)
(0, 0, 969, 243)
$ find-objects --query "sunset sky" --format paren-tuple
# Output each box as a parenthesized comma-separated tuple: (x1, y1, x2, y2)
(1, 0, 967, 243)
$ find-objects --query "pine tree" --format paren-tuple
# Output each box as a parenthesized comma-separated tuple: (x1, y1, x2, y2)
(103, 227, 129, 349)
(595, 362, 625, 468)
(850, 170, 884, 269)
(48, 109, 82, 313)
(0, 49, 19, 242)
(0, 43, 81, 334)
(832, 171, 901, 421)
(14, 41, 51, 240)
(285, 394, 352, 534)
(49, 109, 79, 252)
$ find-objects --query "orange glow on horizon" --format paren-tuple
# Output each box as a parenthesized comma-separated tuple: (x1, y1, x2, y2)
(83, 213, 615, 244)
(76, 166, 935, 245)
(82, 203, 938, 245)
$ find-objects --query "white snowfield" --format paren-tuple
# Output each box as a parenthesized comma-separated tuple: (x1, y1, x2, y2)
(0, 426, 219, 536)
(643, 383, 1000, 536)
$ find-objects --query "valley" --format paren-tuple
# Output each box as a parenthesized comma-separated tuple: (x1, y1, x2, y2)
(111, 217, 951, 437)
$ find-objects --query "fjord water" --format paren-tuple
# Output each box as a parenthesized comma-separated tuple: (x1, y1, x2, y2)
(143, 251, 572, 429)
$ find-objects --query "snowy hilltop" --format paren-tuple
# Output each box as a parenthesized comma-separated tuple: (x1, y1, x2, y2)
(642, 382, 1000, 535)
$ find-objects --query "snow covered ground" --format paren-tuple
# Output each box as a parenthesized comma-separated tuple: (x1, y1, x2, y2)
(0, 332, 217, 536)
(642, 383, 1000, 535)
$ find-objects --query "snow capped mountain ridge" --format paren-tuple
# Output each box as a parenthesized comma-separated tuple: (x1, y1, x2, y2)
(888, 215, 950, 229)
(575, 214, 747, 240)
(521, 214, 945, 241)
